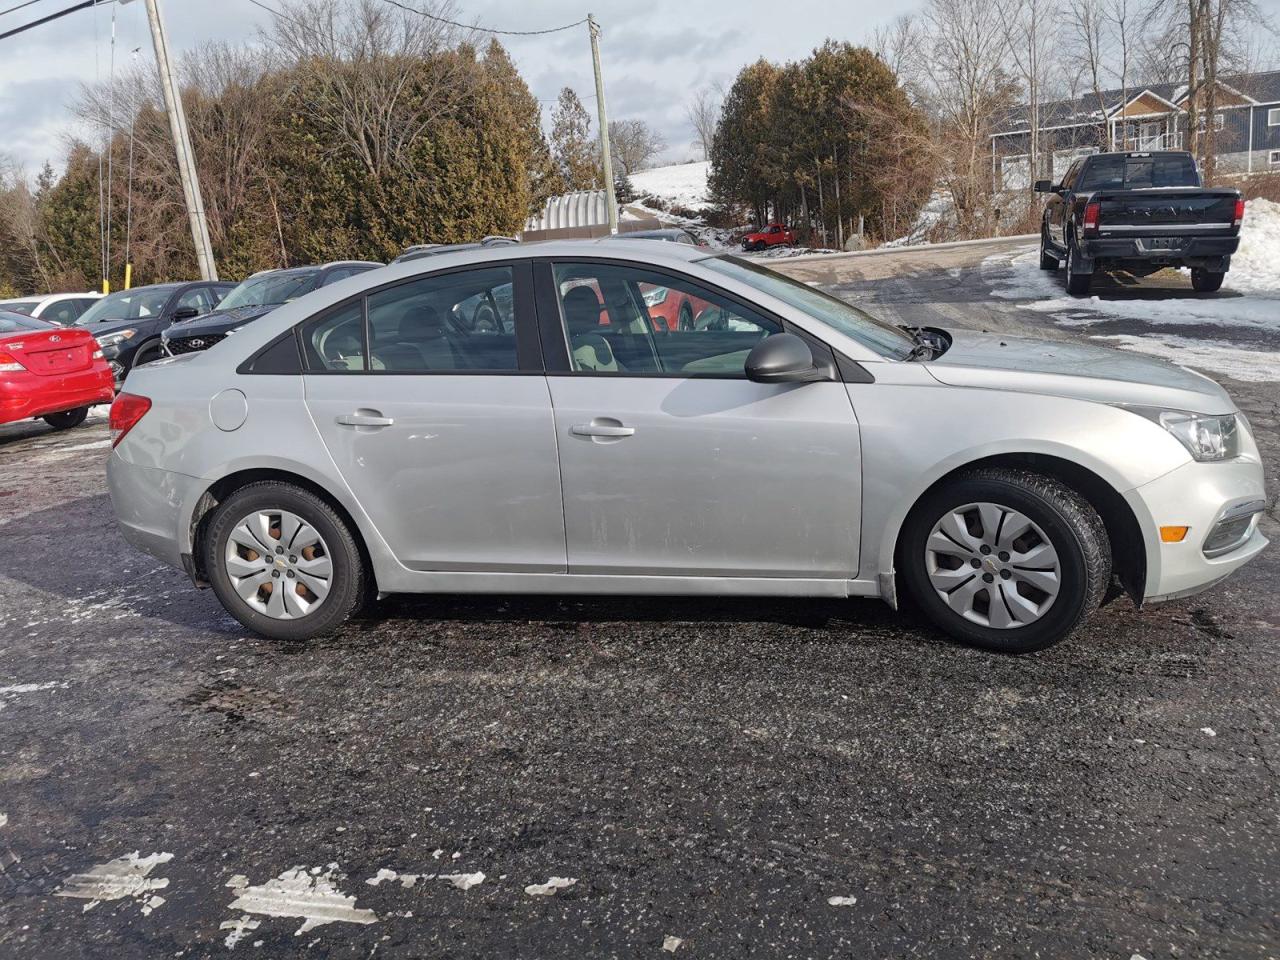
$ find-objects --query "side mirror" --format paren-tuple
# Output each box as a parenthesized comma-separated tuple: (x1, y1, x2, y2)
(171, 306, 200, 321)
(745, 333, 823, 384)
(1033, 179, 1056, 194)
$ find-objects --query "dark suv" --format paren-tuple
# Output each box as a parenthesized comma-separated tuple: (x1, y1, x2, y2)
(163, 261, 382, 356)
(75, 281, 236, 385)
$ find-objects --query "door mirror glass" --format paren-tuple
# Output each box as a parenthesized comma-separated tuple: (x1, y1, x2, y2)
(744, 333, 822, 383)
(1033, 179, 1056, 194)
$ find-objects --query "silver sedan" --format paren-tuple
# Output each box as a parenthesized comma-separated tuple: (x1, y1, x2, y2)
(106, 240, 1268, 653)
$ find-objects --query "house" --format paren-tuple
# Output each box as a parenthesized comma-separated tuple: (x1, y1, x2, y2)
(992, 70, 1280, 188)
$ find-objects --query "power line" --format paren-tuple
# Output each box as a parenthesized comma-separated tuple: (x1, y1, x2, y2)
(243, 0, 309, 31)
(0, 0, 97, 41)
(376, 0, 587, 36)
(0, 0, 49, 18)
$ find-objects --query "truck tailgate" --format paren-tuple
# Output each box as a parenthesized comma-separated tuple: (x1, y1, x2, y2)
(1095, 189, 1239, 233)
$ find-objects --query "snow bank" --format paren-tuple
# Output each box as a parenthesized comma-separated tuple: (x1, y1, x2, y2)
(631, 161, 711, 210)
(1226, 198, 1280, 294)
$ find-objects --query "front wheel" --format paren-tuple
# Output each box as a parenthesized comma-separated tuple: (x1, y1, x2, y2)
(1039, 227, 1059, 270)
(204, 482, 367, 641)
(899, 468, 1111, 653)
(42, 407, 88, 430)
(1191, 268, 1225, 293)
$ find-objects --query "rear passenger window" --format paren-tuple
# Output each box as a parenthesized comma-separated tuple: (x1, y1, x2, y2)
(366, 267, 517, 372)
(302, 302, 366, 372)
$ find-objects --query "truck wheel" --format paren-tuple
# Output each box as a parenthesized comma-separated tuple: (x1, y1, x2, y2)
(899, 467, 1111, 654)
(1065, 239, 1093, 296)
(1191, 269, 1225, 293)
(42, 407, 89, 430)
(1039, 227, 1059, 270)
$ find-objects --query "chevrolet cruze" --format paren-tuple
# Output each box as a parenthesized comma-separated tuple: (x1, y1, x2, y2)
(106, 240, 1268, 653)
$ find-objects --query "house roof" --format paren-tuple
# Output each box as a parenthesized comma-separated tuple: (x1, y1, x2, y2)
(995, 69, 1280, 133)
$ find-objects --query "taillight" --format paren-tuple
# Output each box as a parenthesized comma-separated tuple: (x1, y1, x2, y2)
(1233, 198, 1245, 230)
(1082, 201, 1101, 236)
(0, 351, 24, 373)
(109, 392, 151, 448)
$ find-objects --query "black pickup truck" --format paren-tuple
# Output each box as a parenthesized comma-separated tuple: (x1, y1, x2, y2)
(1035, 151, 1244, 295)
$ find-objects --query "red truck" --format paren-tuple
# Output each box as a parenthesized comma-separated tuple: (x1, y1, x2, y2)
(740, 223, 796, 251)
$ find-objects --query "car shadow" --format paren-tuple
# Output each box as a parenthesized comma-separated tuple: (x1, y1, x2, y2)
(1064, 265, 1244, 301)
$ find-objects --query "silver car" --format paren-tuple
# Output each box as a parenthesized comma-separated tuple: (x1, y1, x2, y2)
(106, 240, 1268, 653)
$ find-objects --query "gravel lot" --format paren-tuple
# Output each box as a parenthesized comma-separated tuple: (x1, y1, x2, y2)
(1, 242, 1276, 959)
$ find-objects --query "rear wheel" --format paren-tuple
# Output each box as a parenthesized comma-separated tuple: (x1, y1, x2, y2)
(899, 468, 1111, 653)
(204, 482, 366, 641)
(1064, 237, 1093, 296)
(1039, 226, 1059, 270)
(41, 407, 88, 430)
(1190, 268, 1225, 293)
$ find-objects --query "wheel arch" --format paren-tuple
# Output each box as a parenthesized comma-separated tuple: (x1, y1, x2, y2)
(187, 467, 377, 593)
(891, 452, 1146, 604)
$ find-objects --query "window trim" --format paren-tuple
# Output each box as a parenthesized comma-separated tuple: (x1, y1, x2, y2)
(531, 257, 846, 383)
(296, 259, 540, 376)
(1267, 107, 1280, 127)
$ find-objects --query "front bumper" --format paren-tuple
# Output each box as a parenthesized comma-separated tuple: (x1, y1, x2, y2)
(1126, 455, 1269, 602)
(107, 453, 205, 572)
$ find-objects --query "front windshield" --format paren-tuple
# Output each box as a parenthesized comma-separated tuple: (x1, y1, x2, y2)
(698, 255, 915, 360)
(0, 301, 39, 315)
(76, 288, 172, 326)
(217, 270, 319, 310)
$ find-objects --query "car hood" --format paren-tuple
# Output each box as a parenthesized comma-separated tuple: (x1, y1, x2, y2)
(87, 317, 152, 337)
(165, 304, 277, 337)
(925, 328, 1235, 414)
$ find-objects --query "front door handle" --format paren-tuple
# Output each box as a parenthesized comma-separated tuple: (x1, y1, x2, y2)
(570, 418, 635, 439)
(336, 411, 394, 428)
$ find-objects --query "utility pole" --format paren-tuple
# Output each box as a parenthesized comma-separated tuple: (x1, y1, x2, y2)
(134, 0, 217, 280)
(587, 14, 618, 235)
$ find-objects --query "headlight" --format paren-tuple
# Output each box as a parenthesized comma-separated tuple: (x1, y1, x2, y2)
(1128, 407, 1240, 462)
(642, 286, 669, 307)
(96, 329, 137, 348)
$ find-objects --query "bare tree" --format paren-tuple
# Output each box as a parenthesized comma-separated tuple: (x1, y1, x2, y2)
(1066, 0, 1112, 147)
(265, 0, 474, 179)
(685, 89, 720, 160)
(872, 15, 921, 87)
(1001, 0, 1059, 196)
(607, 119, 666, 175)
(1105, 0, 1135, 148)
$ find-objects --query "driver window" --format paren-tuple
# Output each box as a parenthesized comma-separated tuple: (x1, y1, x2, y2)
(552, 262, 780, 377)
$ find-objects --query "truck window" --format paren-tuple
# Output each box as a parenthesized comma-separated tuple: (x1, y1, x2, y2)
(1077, 154, 1200, 191)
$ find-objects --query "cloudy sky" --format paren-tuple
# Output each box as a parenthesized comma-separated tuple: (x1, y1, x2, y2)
(2, 0, 1278, 174)
(0, 0, 925, 172)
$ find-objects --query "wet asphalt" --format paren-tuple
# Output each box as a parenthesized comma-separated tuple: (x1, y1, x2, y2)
(0, 243, 1276, 959)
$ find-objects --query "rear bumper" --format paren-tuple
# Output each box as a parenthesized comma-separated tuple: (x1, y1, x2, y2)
(0, 367, 115, 424)
(1125, 455, 1269, 602)
(107, 452, 205, 572)
(1081, 234, 1239, 267)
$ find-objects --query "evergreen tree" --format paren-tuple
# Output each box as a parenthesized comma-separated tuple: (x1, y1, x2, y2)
(613, 168, 637, 204)
(550, 87, 601, 191)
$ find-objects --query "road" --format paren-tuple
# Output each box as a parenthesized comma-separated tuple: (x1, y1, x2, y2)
(1, 242, 1276, 959)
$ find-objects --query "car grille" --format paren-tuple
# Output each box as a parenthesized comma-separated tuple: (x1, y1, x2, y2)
(166, 334, 225, 355)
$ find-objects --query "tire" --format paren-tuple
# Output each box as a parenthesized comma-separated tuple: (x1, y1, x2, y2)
(1064, 236, 1093, 296)
(132, 341, 162, 369)
(203, 482, 367, 641)
(42, 407, 88, 430)
(899, 467, 1111, 654)
(678, 302, 694, 331)
(1039, 226, 1059, 270)
(1191, 268, 1225, 293)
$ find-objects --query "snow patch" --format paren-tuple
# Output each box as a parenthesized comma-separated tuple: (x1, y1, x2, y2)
(1226, 198, 1280, 294)
(1090, 335, 1280, 382)
(56, 851, 173, 913)
(1200, 726, 1217, 737)
(827, 895, 858, 906)
(226, 865, 377, 935)
(0, 813, 7, 828)
(220, 915, 261, 948)
(439, 871, 485, 891)
(663, 934, 684, 952)
(631, 161, 710, 210)
(365, 868, 420, 889)
(0, 681, 67, 695)
(524, 876, 577, 896)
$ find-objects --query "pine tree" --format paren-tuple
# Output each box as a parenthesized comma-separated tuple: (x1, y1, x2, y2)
(550, 88, 601, 191)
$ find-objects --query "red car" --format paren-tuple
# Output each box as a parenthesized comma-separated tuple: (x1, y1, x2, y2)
(741, 223, 796, 251)
(0, 311, 115, 430)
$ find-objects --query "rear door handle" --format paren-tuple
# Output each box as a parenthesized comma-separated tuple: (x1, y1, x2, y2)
(336, 412, 394, 428)
(570, 419, 635, 439)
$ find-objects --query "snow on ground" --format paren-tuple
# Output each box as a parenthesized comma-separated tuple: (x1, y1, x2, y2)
(883, 191, 953, 248)
(631, 161, 711, 210)
(982, 198, 1280, 382)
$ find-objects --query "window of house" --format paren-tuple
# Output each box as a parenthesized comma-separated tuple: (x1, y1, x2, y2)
(1269, 149, 1280, 167)
(1197, 112, 1226, 131)
(1268, 107, 1280, 126)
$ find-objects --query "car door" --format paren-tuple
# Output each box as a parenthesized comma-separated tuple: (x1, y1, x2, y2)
(300, 261, 566, 573)
(537, 259, 862, 579)
(1049, 161, 1076, 247)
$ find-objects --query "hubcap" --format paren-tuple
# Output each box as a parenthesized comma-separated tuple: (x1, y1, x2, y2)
(924, 501, 1061, 629)
(224, 510, 332, 620)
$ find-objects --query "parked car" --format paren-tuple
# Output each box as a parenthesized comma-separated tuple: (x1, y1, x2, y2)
(617, 228, 704, 246)
(0, 292, 102, 326)
(391, 237, 518, 265)
(163, 262, 381, 356)
(741, 223, 796, 251)
(1036, 150, 1244, 294)
(0, 311, 114, 430)
(106, 241, 1267, 653)
(75, 281, 235, 385)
